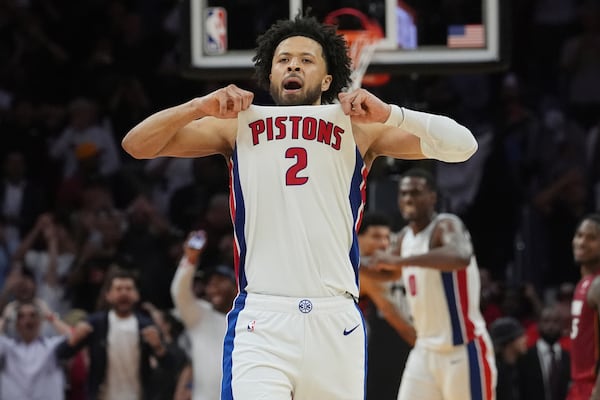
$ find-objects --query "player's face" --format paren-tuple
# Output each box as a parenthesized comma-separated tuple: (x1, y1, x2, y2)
(269, 36, 332, 106)
(572, 219, 600, 265)
(398, 177, 436, 223)
(359, 225, 391, 256)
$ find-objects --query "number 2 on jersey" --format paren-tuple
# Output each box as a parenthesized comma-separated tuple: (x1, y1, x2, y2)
(285, 147, 308, 186)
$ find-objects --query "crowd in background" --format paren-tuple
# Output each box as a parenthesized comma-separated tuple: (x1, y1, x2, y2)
(0, 0, 599, 398)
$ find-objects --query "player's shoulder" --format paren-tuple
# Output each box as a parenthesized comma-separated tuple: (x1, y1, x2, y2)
(586, 274, 600, 307)
(432, 213, 467, 231)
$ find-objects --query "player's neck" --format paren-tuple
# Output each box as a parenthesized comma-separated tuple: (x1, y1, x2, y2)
(409, 212, 436, 234)
(581, 262, 600, 276)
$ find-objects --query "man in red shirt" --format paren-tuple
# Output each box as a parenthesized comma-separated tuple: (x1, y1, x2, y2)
(568, 214, 600, 400)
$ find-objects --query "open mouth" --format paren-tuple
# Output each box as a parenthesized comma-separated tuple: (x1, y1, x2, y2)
(283, 77, 303, 92)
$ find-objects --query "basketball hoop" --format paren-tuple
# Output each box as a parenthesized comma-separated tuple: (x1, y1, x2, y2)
(324, 8, 390, 90)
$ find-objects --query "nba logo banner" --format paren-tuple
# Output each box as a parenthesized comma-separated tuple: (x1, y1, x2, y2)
(204, 7, 227, 55)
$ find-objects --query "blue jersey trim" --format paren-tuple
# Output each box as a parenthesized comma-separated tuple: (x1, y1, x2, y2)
(467, 339, 484, 400)
(231, 148, 248, 290)
(442, 272, 463, 345)
(221, 292, 248, 400)
(348, 147, 365, 287)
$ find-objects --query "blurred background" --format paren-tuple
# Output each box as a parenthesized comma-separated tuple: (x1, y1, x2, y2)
(0, 0, 598, 397)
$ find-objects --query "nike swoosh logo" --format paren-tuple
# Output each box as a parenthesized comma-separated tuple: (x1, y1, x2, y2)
(343, 324, 360, 336)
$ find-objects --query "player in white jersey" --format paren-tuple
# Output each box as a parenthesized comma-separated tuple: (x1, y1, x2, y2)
(121, 13, 478, 400)
(371, 168, 496, 400)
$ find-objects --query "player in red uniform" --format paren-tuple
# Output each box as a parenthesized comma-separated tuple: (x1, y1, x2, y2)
(568, 214, 600, 400)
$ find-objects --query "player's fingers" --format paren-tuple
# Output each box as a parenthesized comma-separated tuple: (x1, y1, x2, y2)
(338, 92, 355, 115)
(215, 91, 229, 116)
(349, 95, 367, 116)
(241, 91, 254, 110)
(225, 85, 244, 113)
(222, 85, 254, 116)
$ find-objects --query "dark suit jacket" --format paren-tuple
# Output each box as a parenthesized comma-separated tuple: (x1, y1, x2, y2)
(57, 310, 175, 400)
(517, 343, 570, 400)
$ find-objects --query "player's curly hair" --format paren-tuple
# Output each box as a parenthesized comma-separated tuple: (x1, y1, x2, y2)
(253, 13, 352, 104)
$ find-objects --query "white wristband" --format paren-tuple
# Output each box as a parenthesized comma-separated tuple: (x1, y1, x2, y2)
(383, 104, 404, 127)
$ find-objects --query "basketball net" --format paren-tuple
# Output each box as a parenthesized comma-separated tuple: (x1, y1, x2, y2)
(344, 30, 381, 91)
(324, 8, 390, 91)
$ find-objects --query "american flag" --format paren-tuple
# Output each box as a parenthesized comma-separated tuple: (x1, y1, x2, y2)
(447, 24, 485, 48)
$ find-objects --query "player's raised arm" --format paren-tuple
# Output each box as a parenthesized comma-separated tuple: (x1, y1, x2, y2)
(121, 84, 254, 159)
(340, 88, 478, 164)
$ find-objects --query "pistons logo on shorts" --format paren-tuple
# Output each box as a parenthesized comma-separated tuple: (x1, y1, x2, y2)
(298, 299, 313, 313)
(247, 320, 256, 332)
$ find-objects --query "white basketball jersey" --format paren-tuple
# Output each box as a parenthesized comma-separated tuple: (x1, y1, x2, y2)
(401, 213, 487, 351)
(230, 104, 366, 298)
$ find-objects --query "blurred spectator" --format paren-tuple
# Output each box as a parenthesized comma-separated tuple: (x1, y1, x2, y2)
(67, 256, 115, 313)
(553, 282, 575, 348)
(585, 118, 600, 211)
(502, 282, 544, 332)
(75, 209, 124, 273)
(108, 76, 151, 142)
(55, 142, 109, 212)
(62, 308, 90, 400)
(11, 212, 77, 316)
(466, 73, 538, 280)
(57, 269, 176, 400)
(144, 157, 194, 216)
(529, 0, 579, 95)
(559, 1, 600, 129)
(119, 195, 174, 308)
(49, 97, 121, 179)
(142, 302, 189, 400)
(0, 265, 58, 338)
(173, 362, 194, 400)
(480, 267, 505, 326)
(191, 192, 233, 270)
(0, 218, 12, 289)
(518, 306, 571, 400)
(168, 155, 229, 233)
(171, 231, 238, 400)
(0, 150, 46, 255)
(530, 104, 588, 286)
(0, 301, 72, 400)
(490, 317, 528, 400)
(2, 98, 59, 181)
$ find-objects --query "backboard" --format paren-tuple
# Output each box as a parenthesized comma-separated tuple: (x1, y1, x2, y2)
(181, 0, 509, 80)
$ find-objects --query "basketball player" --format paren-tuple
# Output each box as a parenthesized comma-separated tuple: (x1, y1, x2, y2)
(121, 14, 478, 400)
(358, 212, 415, 400)
(567, 214, 600, 400)
(369, 168, 496, 400)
